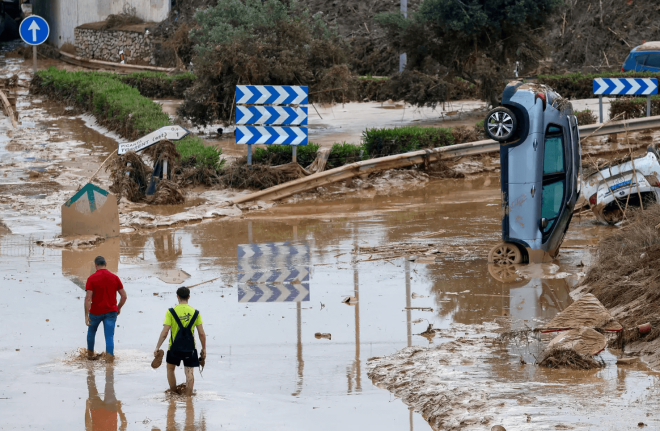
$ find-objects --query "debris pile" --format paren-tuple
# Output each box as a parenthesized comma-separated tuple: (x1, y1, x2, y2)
(580, 205, 660, 367)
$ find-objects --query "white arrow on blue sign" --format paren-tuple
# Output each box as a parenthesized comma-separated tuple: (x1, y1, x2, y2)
(236, 106, 308, 125)
(238, 283, 310, 303)
(593, 78, 658, 95)
(236, 126, 308, 145)
(19, 15, 50, 46)
(236, 85, 308, 105)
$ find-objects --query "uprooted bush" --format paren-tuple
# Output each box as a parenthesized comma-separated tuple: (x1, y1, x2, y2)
(179, 0, 352, 126)
(119, 72, 196, 99)
(219, 158, 304, 190)
(362, 126, 454, 158)
(581, 206, 660, 334)
(537, 349, 605, 370)
(575, 109, 597, 125)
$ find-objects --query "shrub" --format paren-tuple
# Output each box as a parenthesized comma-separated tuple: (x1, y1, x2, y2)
(575, 109, 597, 125)
(327, 142, 364, 169)
(610, 95, 660, 120)
(538, 71, 660, 99)
(362, 126, 454, 158)
(252, 144, 320, 167)
(177, 136, 224, 169)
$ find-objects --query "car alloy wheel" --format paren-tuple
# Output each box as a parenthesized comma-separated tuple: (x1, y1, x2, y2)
(488, 242, 523, 265)
(484, 107, 517, 142)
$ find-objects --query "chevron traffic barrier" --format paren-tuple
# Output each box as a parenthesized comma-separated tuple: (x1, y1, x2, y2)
(593, 78, 658, 95)
(236, 126, 308, 145)
(236, 85, 308, 105)
(236, 106, 308, 125)
(237, 242, 310, 303)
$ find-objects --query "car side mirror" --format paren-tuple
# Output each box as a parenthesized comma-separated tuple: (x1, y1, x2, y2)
(540, 218, 549, 229)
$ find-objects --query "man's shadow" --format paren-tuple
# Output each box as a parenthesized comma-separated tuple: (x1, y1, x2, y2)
(85, 364, 127, 431)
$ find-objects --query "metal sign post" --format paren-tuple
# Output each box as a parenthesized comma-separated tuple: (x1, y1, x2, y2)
(19, 16, 50, 74)
(235, 85, 309, 165)
(593, 77, 658, 122)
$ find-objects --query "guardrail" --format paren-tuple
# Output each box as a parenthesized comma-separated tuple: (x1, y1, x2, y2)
(231, 115, 660, 205)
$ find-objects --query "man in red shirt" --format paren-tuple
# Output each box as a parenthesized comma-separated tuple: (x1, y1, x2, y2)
(85, 256, 127, 361)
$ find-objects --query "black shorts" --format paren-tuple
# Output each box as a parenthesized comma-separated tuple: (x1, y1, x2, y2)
(166, 349, 199, 367)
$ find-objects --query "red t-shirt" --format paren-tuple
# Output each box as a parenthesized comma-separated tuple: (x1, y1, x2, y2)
(86, 269, 124, 315)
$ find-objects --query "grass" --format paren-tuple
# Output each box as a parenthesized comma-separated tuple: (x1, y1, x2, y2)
(34, 67, 221, 168)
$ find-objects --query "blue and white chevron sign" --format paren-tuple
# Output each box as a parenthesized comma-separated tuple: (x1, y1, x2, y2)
(238, 283, 310, 303)
(593, 78, 658, 95)
(236, 106, 308, 125)
(236, 85, 308, 105)
(237, 242, 310, 303)
(236, 126, 308, 145)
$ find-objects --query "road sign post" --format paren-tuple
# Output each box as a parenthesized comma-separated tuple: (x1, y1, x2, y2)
(593, 78, 658, 123)
(235, 85, 309, 166)
(19, 15, 50, 75)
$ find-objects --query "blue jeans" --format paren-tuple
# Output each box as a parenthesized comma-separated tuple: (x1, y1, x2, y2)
(87, 312, 117, 355)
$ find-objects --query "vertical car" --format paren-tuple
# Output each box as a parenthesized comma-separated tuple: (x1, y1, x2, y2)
(484, 82, 582, 264)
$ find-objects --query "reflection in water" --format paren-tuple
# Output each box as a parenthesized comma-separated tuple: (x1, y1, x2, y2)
(152, 398, 206, 431)
(85, 365, 126, 431)
(63, 237, 120, 290)
(347, 260, 361, 394)
(153, 233, 182, 270)
(292, 301, 305, 397)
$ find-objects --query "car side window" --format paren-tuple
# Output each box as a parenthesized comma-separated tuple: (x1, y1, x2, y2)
(541, 181, 564, 232)
(645, 54, 660, 68)
(542, 124, 566, 234)
(635, 54, 649, 66)
(543, 126, 564, 175)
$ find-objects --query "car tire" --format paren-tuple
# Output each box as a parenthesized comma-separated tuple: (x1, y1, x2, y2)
(484, 107, 517, 142)
(488, 242, 523, 265)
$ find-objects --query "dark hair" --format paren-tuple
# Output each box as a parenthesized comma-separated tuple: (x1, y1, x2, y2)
(94, 256, 106, 266)
(176, 286, 190, 299)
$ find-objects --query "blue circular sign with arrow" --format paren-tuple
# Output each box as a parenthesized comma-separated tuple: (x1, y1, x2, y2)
(19, 15, 50, 46)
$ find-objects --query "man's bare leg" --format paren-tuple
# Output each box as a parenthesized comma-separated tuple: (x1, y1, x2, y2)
(184, 367, 194, 396)
(166, 364, 177, 392)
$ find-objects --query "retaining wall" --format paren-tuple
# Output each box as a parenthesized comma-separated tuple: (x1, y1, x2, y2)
(74, 24, 155, 65)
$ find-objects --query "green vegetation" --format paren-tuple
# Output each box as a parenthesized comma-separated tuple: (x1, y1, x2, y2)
(538, 72, 660, 99)
(362, 126, 454, 158)
(375, 0, 562, 106)
(253, 144, 320, 167)
(327, 142, 364, 169)
(32, 67, 221, 168)
(575, 109, 597, 126)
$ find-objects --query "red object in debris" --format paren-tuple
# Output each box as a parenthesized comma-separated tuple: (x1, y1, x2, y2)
(589, 193, 598, 206)
(535, 92, 546, 110)
(639, 323, 652, 334)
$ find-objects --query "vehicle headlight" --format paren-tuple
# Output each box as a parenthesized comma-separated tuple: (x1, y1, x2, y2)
(644, 174, 660, 187)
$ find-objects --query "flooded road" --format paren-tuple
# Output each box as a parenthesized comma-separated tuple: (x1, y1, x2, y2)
(5, 170, 656, 430)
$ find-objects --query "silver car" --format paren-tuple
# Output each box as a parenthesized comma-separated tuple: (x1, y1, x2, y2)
(484, 82, 582, 264)
(583, 148, 660, 224)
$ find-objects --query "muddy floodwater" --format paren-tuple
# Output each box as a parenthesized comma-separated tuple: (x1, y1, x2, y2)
(3, 170, 659, 430)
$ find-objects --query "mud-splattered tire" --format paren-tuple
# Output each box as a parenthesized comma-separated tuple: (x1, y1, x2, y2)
(488, 242, 523, 265)
(484, 107, 517, 142)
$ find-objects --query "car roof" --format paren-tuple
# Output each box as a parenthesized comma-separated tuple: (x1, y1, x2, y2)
(632, 41, 660, 52)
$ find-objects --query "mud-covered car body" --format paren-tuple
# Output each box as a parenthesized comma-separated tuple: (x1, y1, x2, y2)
(583, 148, 660, 224)
(498, 82, 581, 262)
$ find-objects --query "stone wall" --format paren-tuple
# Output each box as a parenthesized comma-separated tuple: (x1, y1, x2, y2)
(74, 25, 155, 65)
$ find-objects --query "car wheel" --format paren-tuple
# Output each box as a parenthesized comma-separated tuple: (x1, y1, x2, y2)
(488, 242, 523, 265)
(484, 107, 517, 142)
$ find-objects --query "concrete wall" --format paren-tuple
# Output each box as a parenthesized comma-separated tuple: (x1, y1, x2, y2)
(32, 0, 169, 48)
